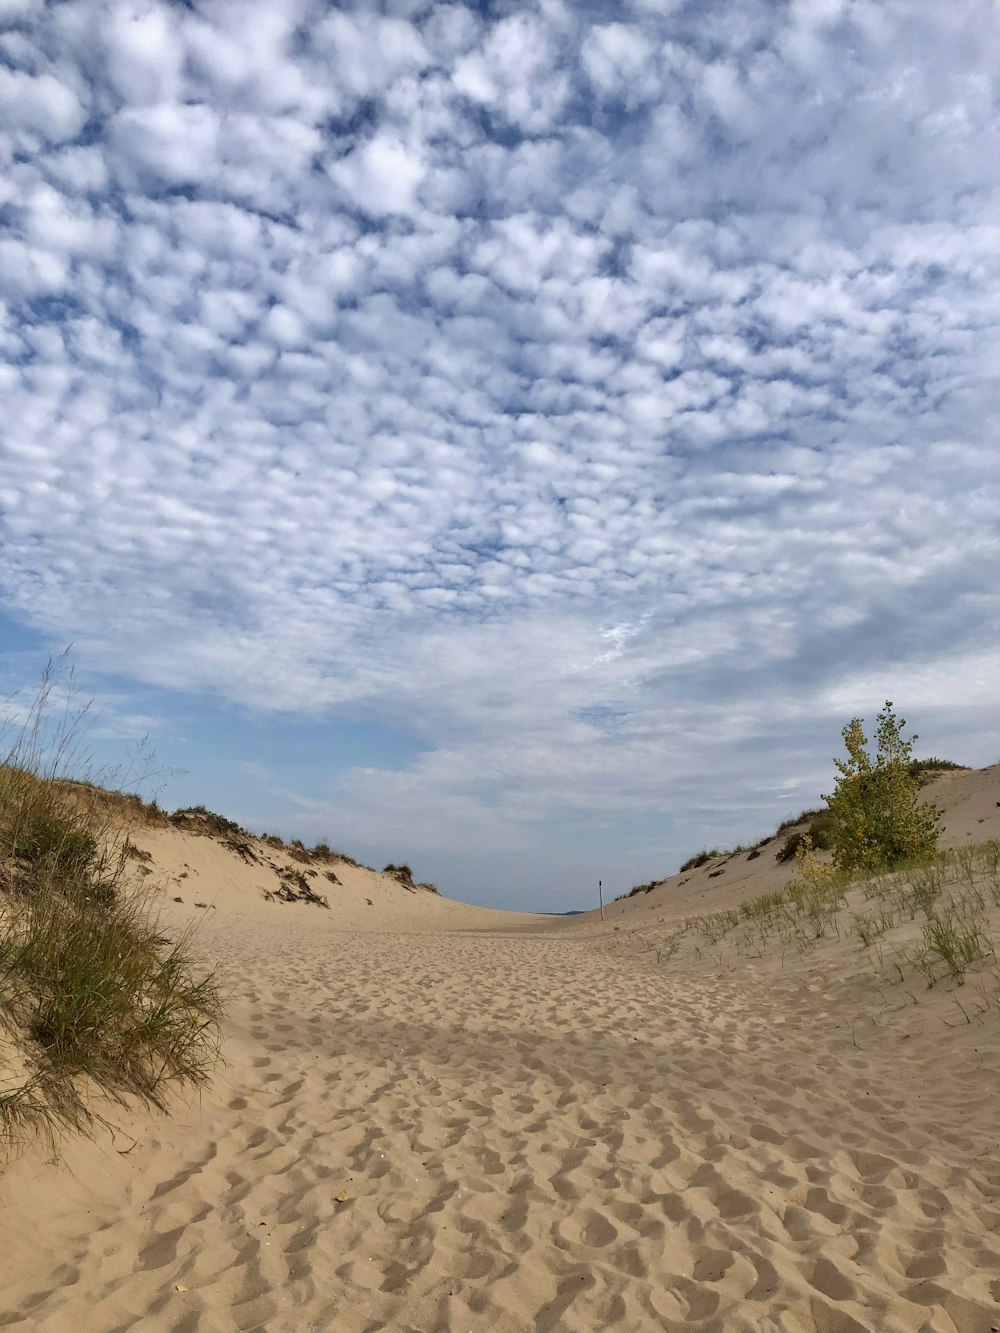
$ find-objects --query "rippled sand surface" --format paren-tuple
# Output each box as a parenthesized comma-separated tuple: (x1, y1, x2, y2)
(3, 898, 999, 1333)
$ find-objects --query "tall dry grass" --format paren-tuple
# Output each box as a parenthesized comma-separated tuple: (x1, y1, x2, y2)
(0, 660, 222, 1152)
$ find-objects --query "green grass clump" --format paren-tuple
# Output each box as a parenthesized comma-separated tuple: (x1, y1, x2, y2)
(171, 805, 247, 838)
(775, 810, 836, 863)
(329, 849, 364, 868)
(916, 909, 989, 980)
(908, 757, 968, 776)
(617, 878, 660, 901)
(0, 662, 222, 1152)
(679, 849, 723, 873)
(0, 870, 220, 1123)
(773, 807, 825, 837)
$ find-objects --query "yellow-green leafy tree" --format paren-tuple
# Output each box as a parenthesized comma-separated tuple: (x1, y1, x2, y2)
(823, 701, 940, 873)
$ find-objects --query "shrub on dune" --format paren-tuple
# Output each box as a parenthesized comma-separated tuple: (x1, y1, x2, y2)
(823, 702, 940, 874)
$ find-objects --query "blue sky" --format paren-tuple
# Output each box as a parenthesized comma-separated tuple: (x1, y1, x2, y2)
(2, 0, 999, 911)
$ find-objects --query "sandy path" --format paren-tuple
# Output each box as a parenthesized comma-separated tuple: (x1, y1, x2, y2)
(2, 910, 999, 1332)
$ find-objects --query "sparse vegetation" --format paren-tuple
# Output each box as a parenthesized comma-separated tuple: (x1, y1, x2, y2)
(619, 706, 995, 1003)
(625, 839, 998, 997)
(678, 744, 966, 882)
(328, 848, 364, 868)
(287, 839, 314, 864)
(171, 804, 247, 838)
(609, 715, 997, 1017)
(908, 757, 968, 777)
(384, 862, 413, 880)
(678, 849, 723, 873)
(616, 878, 660, 901)
(260, 834, 365, 868)
(774, 806, 825, 836)
(775, 809, 836, 863)
(0, 662, 222, 1152)
(265, 867, 330, 908)
(381, 863, 440, 894)
(917, 906, 989, 981)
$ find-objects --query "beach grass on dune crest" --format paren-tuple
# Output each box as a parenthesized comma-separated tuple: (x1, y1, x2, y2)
(0, 662, 223, 1152)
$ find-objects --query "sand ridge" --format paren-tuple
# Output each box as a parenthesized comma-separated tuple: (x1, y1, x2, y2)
(593, 763, 1000, 925)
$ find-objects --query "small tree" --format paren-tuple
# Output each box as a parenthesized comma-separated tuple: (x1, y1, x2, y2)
(823, 701, 940, 874)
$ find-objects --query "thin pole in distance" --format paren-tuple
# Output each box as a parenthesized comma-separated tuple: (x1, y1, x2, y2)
(599, 879, 605, 922)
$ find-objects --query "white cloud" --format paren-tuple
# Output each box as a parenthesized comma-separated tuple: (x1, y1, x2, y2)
(453, 12, 569, 133)
(314, 12, 429, 99)
(581, 22, 659, 106)
(41, 144, 109, 194)
(330, 133, 426, 218)
(102, 1, 185, 106)
(0, 68, 86, 143)
(111, 102, 221, 186)
(2, 0, 1000, 901)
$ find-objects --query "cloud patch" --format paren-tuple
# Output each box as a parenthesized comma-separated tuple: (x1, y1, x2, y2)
(2, 0, 999, 903)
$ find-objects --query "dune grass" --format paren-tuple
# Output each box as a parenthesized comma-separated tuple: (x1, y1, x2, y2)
(629, 840, 1000, 1001)
(0, 664, 222, 1152)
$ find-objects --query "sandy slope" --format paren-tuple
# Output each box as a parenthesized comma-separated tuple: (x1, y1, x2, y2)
(595, 764, 1000, 925)
(1, 784, 999, 1332)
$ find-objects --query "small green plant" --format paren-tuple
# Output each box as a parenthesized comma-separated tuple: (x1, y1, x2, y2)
(917, 909, 989, 980)
(784, 836, 847, 936)
(823, 702, 940, 874)
(383, 863, 413, 879)
(692, 909, 740, 944)
(853, 913, 878, 947)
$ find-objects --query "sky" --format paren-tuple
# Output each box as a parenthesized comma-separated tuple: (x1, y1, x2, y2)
(2, 0, 999, 912)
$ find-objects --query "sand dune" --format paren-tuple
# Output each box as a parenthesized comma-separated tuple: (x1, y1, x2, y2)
(596, 763, 1000, 925)
(2, 779, 1000, 1332)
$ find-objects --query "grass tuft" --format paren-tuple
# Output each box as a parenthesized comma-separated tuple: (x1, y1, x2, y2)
(0, 660, 223, 1153)
(678, 849, 723, 873)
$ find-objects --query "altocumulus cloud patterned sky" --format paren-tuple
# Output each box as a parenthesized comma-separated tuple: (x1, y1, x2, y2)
(1, 0, 999, 910)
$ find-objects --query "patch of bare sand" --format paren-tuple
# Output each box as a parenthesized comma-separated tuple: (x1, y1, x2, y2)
(2, 902, 999, 1331)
